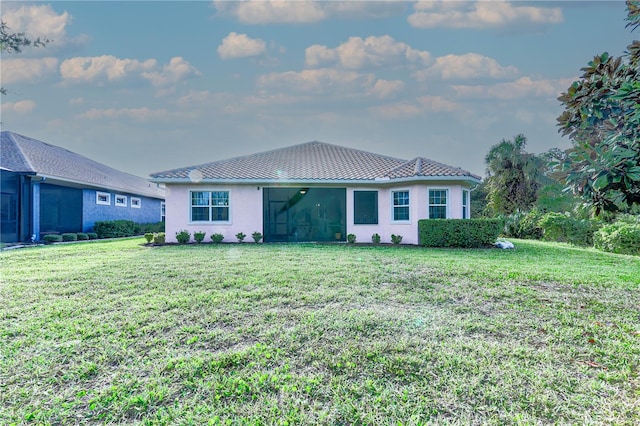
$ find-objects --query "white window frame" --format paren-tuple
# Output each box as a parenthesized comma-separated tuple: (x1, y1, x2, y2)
(115, 194, 127, 207)
(161, 202, 166, 222)
(391, 189, 410, 223)
(428, 188, 449, 219)
(462, 189, 470, 219)
(190, 190, 231, 223)
(131, 197, 141, 209)
(96, 191, 110, 206)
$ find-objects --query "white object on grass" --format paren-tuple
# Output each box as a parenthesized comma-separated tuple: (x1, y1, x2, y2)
(495, 240, 515, 249)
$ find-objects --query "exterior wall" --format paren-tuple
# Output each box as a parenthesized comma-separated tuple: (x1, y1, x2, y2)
(166, 181, 473, 245)
(164, 184, 262, 243)
(82, 189, 164, 232)
(1, 170, 22, 242)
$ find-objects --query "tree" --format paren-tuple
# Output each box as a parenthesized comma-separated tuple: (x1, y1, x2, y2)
(0, 21, 50, 95)
(483, 134, 547, 215)
(555, 1, 640, 215)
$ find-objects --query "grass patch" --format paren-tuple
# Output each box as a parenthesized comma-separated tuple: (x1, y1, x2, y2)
(1, 238, 639, 424)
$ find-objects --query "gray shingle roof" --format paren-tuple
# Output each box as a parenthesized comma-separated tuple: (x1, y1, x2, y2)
(1, 131, 164, 199)
(150, 141, 481, 183)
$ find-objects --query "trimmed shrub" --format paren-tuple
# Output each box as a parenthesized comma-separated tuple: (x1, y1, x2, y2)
(418, 219, 503, 248)
(153, 232, 166, 245)
(139, 222, 165, 234)
(194, 231, 206, 243)
(87, 232, 98, 240)
(144, 233, 154, 243)
(371, 233, 381, 244)
(236, 232, 246, 243)
(539, 212, 598, 246)
(347, 234, 356, 244)
(391, 234, 403, 245)
(501, 209, 544, 239)
(77, 233, 89, 240)
(252, 231, 263, 243)
(62, 233, 78, 242)
(43, 234, 62, 244)
(176, 230, 191, 244)
(594, 219, 640, 255)
(94, 220, 137, 238)
(211, 233, 224, 243)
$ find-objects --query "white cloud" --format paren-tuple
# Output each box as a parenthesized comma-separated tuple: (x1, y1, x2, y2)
(258, 68, 376, 95)
(305, 35, 431, 69)
(370, 95, 460, 119)
(1, 4, 88, 50)
(60, 55, 157, 84)
(453, 76, 574, 100)
(1, 57, 58, 84)
(217, 32, 267, 59)
(69, 97, 84, 105)
(408, 0, 563, 30)
(214, 0, 325, 24)
(76, 107, 171, 121)
(414, 53, 519, 81)
(1, 100, 37, 114)
(368, 80, 405, 99)
(142, 57, 201, 86)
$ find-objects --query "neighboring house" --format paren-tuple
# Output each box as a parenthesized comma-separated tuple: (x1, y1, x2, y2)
(1, 131, 165, 243)
(150, 141, 481, 245)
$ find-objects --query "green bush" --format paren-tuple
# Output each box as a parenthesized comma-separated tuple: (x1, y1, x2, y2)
(176, 230, 191, 244)
(194, 231, 206, 243)
(236, 232, 246, 243)
(211, 233, 224, 243)
(539, 212, 598, 246)
(87, 232, 98, 240)
(144, 233, 154, 243)
(371, 233, 381, 244)
(347, 234, 356, 244)
(594, 219, 640, 255)
(77, 233, 89, 240)
(93, 220, 137, 238)
(43, 234, 62, 244)
(62, 233, 78, 242)
(391, 234, 403, 245)
(153, 232, 166, 245)
(138, 222, 165, 234)
(252, 231, 263, 243)
(418, 219, 503, 248)
(501, 209, 544, 239)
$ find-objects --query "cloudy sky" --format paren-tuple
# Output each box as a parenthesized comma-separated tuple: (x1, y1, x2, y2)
(1, 1, 635, 179)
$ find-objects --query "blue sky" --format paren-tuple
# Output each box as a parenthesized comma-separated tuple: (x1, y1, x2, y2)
(1, 1, 635, 179)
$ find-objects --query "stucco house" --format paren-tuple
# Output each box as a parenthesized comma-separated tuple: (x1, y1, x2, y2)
(150, 141, 481, 245)
(1, 131, 165, 243)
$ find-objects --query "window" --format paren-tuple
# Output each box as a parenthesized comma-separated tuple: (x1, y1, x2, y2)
(190, 191, 230, 222)
(161, 202, 166, 222)
(131, 197, 141, 208)
(392, 190, 410, 222)
(354, 191, 378, 224)
(115, 195, 127, 207)
(96, 191, 110, 205)
(429, 189, 448, 219)
(462, 189, 469, 219)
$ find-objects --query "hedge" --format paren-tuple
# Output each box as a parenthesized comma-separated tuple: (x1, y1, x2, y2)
(93, 220, 165, 239)
(594, 219, 640, 255)
(419, 219, 503, 248)
(538, 212, 598, 247)
(43, 234, 63, 243)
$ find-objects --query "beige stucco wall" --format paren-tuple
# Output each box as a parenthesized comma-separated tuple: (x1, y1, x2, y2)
(164, 182, 472, 244)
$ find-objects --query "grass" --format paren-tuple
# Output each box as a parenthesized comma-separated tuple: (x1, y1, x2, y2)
(1, 238, 639, 425)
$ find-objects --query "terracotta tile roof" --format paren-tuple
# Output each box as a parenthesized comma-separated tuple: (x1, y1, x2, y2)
(1, 131, 164, 199)
(151, 141, 481, 183)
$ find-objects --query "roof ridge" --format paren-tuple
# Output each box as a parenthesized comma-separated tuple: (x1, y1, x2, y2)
(6, 132, 36, 173)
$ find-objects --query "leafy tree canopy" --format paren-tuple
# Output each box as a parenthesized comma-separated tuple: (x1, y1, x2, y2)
(0, 21, 50, 95)
(555, 1, 640, 215)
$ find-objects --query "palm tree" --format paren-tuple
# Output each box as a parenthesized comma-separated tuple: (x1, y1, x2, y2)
(484, 134, 546, 215)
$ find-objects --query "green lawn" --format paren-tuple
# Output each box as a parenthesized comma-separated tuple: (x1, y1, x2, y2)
(1, 239, 639, 425)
